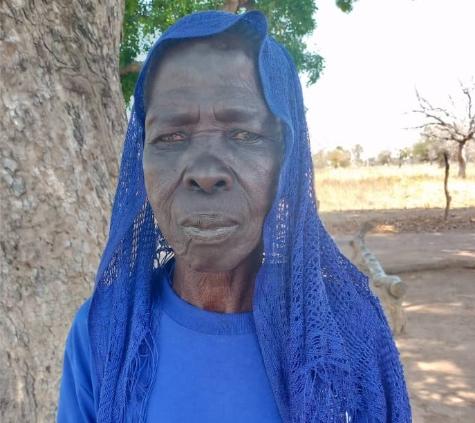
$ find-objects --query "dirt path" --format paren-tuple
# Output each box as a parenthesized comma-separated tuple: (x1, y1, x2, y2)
(397, 269, 475, 422)
(321, 207, 475, 235)
(336, 232, 475, 273)
(332, 228, 475, 422)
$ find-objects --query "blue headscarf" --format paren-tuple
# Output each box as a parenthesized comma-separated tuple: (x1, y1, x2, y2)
(89, 10, 411, 423)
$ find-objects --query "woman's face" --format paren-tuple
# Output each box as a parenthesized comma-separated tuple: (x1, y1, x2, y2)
(143, 39, 282, 272)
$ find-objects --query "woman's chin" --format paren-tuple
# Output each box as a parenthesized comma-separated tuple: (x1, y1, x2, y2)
(180, 256, 240, 274)
(176, 247, 257, 274)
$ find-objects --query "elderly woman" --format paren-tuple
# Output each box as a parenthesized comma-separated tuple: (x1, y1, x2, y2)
(58, 10, 411, 423)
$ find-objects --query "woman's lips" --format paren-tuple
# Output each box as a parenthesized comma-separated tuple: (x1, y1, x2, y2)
(181, 225, 239, 242)
(179, 214, 239, 242)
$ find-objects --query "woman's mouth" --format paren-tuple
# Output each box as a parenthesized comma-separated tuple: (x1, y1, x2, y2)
(179, 214, 240, 243)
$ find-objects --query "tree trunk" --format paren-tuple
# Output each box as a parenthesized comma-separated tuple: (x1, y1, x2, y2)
(457, 141, 467, 178)
(0, 1, 125, 421)
(442, 151, 452, 220)
(222, 0, 240, 12)
(222, 0, 252, 13)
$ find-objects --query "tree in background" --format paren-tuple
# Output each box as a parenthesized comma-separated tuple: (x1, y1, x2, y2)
(376, 150, 392, 166)
(312, 149, 328, 169)
(120, 0, 358, 104)
(411, 135, 443, 164)
(351, 143, 364, 165)
(397, 147, 411, 167)
(467, 141, 475, 163)
(414, 84, 475, 178)
(326, 146, 352, 168)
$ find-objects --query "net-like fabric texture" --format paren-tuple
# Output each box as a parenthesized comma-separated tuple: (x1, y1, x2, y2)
(89, 10, 411, 423)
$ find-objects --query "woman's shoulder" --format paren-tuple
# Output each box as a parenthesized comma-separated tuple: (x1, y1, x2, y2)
(65, 297, 93, 359)
(62, 297, 96, 391)
(71, 298, 92, 330)
(58, 298, 97, 421)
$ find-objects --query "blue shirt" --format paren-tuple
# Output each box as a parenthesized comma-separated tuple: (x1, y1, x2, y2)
(57, 276, 282, 422)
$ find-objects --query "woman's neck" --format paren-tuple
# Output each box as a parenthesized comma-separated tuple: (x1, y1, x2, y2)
(172, 255, 260, 313)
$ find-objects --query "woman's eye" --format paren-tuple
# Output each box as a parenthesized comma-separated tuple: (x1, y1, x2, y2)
(229, 130, 263, 143)
(154, 132, 187, 143)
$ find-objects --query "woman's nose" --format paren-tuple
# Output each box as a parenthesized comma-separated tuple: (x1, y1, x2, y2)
(183, 155, 233, 194)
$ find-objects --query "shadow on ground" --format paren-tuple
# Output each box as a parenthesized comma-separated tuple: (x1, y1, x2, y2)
(332, 227, 475, 422)
(337, 232, 475, 273)
(396, 269, 475, 423)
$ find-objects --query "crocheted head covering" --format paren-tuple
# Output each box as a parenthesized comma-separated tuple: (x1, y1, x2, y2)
(89, 10, 411, 423)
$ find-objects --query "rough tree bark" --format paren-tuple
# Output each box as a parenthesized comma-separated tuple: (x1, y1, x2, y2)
(0, 1, 125, 421)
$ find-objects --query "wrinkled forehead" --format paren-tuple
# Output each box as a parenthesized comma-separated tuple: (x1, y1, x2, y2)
(135, 16, 296, 156)
(143, 30, 261, 111)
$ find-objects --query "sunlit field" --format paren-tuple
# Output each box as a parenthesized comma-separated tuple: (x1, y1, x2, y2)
(314, 164, 475, 212)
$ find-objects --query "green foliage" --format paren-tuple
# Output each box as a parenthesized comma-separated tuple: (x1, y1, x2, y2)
(397, 147, 411, 166)
(336, 0, 357, 13)
(120, 72, 139, 104)
(120, 0, 356, 104)
(398, 147, 411, 161)
(412, 138, 443, 163)
(253, 0, 322, 84)
(411, 140, 430, 162)
(121, 1, 222, 101)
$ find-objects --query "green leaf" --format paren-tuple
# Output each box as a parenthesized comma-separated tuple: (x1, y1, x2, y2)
(120, 0, 356, 105)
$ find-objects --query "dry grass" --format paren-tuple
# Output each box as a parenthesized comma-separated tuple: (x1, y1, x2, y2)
(314, 164, 475, 212)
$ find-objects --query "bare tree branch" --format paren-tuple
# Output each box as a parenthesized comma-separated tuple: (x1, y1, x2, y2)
(463, 87, 475, 132)
(413, 84, 475, 178)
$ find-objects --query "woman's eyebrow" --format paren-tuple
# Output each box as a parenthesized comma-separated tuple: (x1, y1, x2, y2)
(146, 108, 200, 127)
(213, 106, 260, 123)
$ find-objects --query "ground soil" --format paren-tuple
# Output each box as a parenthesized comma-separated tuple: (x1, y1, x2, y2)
(320, 207, 475, 236)
(397, 269, 475, 423)
(327, 209, 475, 422)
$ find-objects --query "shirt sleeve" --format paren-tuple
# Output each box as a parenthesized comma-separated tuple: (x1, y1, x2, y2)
(57, 299, 96, 423)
